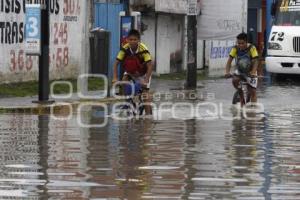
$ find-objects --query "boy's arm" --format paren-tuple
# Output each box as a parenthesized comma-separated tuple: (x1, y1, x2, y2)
(144, 61, 153, 83)
(250, 58, 259, 76)
(225, 56, 234, 76)
(113, 59, 120, 83)
(250, 46, 259, 76)
(142, 50, 153, 84)
(225, 46, 236, 76)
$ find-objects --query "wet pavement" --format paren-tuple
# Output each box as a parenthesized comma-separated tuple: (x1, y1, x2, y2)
(0, 76, 300, 199)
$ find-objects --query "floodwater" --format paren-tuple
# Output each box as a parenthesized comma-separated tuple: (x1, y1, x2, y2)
(0, 76, 300, 199)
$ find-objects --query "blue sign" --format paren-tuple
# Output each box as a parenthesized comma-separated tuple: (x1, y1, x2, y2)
(120, 16, 134, 46)
(25, 4, 41, 55)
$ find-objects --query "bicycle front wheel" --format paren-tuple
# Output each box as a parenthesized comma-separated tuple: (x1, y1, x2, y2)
(232, 91, 240, 105)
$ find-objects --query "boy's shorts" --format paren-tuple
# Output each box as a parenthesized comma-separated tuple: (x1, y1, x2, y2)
(234, 70, 258, 89)
(124, 72, 151, 89)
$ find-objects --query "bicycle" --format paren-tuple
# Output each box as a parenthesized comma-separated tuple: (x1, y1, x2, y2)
(118, 78, 147, 117)
(232, 78, 250, 106)
(227, 74, 255, 107)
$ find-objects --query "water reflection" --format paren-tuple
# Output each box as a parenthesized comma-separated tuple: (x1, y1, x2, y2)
(0, 78, 300, 199)
(1, 111, 300, 199)
(37, 115, 50, 199)
(0, 114, 39, 198)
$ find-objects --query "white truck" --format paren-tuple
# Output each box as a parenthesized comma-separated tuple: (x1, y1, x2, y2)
(266, 0, 300, 75)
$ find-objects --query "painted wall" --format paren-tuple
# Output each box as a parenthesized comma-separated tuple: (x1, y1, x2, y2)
(206, 40, 235, 76)
(0, 0, 89, 83)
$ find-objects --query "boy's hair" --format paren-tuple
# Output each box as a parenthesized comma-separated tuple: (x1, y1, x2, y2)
(237, 33, 248, 42)
(128, 29, 141, 39)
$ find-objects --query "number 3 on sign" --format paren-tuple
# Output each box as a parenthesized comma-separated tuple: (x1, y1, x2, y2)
(27, 17, 39, 37)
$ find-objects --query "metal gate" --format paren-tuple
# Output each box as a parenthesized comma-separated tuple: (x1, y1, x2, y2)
(94, 2, 124, 76)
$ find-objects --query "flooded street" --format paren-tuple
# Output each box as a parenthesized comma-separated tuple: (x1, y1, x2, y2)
(1, 77, 300, 199)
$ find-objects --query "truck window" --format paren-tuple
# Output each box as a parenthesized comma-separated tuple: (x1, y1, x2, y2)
(275, 0, 300, 26)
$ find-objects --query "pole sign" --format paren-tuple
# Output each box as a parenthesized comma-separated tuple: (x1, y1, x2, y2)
(25, 4, 41, 55)
(120, 16, 134, 46)
(188, 0, 198, 15)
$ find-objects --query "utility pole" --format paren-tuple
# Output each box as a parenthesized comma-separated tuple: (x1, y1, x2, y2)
(38, 1, 51, 103)
(186, 0, 198, 89)
(26, 0, 52, 104)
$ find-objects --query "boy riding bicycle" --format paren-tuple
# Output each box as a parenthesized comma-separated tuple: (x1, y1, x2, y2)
(112, 29, 153, 115)
(225, 33, 259, 106)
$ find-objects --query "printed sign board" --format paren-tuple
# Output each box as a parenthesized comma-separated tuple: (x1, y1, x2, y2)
(188, 0, 198, 15)
(25, 4, 41, 55)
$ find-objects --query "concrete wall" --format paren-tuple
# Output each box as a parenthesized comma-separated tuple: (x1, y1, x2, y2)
(142, 14, 185, 74)
(156, 14, 184, 74)
(197, 0, 248, 40)
(131, 0, 154, 7)
(197, 40, 204, 69)
(0, 0, 89, 83)
(142, 14, 229, 74)
(141, 16, 156, 68)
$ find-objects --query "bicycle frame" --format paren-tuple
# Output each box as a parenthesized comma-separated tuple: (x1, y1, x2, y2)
(232, 79, 251, 107)
(120, 79, 145, 117)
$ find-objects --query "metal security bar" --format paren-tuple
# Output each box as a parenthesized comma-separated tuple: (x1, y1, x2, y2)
(293, 37, 300, 53)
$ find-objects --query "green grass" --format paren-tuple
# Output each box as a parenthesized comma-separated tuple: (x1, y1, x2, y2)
(0, 78, 105, 98)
